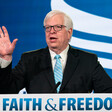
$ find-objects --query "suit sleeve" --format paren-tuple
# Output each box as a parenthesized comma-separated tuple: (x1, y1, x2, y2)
(91, 55, 112, 93)
(0, 54, 26, 94)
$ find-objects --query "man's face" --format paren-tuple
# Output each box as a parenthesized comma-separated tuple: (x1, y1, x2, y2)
(45, 14, 72, 53)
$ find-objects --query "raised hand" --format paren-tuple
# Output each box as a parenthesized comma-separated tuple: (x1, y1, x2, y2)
(0, 26, 18, 60)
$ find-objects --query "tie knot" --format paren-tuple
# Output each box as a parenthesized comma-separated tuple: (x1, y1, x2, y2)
(54, 54, 61, 59)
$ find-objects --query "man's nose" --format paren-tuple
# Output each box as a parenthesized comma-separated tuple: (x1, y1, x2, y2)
(50, 27, 56, 33)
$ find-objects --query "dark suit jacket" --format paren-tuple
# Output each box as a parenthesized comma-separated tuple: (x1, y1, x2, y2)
(0, 46, 112, 93)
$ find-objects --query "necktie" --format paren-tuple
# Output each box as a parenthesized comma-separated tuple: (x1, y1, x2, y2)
(54, 54, 63, 93)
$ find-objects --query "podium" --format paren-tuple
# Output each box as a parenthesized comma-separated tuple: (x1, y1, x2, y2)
(1, 94, 112, 112)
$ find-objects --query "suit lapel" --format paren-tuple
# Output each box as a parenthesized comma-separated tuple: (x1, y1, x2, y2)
(41, 48, 56, 90)
(60, 47, 79, 91)
(39, 46, 79, 92)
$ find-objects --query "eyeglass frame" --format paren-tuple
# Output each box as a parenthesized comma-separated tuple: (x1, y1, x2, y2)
(43, 24, 66, 32)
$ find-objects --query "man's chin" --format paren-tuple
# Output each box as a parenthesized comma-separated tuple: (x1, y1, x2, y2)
(49, 45, 59, 51)
(50, 46, 57, 49)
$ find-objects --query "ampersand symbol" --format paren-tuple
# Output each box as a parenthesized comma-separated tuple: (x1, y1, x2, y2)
(45, 98, 58, 111)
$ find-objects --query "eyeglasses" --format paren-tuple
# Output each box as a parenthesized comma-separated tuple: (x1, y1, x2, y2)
(43, 25, 66, 32)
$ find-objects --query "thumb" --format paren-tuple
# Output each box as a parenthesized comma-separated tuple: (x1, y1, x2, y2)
(12, 38, 18, 49)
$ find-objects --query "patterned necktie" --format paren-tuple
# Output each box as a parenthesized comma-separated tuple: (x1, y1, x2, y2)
(54, 54, 63, 93)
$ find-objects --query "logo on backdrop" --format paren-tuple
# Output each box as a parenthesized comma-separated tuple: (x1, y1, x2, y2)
(51, 0, 112, 72)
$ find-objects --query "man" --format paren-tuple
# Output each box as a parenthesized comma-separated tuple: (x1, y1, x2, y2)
(0, 10, 112, 93)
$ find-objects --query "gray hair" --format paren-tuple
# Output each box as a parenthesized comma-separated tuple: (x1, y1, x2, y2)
(44, 10, 73, 31)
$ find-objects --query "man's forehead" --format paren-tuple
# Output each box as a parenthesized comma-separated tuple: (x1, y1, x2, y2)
(46, 14, 64, 23)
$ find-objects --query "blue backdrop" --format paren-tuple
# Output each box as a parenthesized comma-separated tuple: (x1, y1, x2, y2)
(0, 0, 112, 78)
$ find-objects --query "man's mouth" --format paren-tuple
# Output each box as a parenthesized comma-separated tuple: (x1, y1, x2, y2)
(49, 37, 58, 42)
(50, 37, 57, 40)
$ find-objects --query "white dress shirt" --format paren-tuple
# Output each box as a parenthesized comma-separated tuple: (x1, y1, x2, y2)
(49, 45, 69, 73)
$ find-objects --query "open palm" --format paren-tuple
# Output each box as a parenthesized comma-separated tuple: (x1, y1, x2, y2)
(0, 26, 18, 60)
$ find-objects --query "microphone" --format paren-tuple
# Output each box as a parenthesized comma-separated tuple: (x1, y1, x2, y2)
(52, 82, 61, 93)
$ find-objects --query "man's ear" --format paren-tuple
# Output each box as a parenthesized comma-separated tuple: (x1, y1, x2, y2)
(68, 28, 73, 39)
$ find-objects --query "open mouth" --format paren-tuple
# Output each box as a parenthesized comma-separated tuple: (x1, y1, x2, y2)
(50, 37, 57, 40)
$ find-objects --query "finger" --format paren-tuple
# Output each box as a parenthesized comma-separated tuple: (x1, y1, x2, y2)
(12, 39, 18, 49)
(0, 27, 4, 38)
(2, 26, 9, 38)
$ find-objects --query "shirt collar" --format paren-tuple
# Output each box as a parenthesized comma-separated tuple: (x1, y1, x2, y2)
(49, 45, 69, 60)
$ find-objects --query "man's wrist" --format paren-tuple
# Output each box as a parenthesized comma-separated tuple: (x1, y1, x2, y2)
(0, 55, 12, 61)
